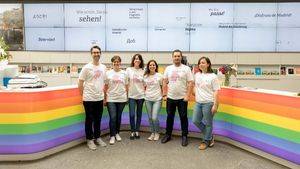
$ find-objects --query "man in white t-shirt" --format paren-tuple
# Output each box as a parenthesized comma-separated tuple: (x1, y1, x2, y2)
(161, 49, 194, 147)
(78, 46, 107, 150)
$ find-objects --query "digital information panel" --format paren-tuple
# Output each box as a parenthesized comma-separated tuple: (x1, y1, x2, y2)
(23, 3, 300, 52)
(24, 4, 64, 28)
(232, 3, 277, 52)
(276, 3, 300, 52)
(106, 3, 147, 51)
(190, 3, 234, 51)
(25, 28, 65, 51)
(24, 4, 64, 50)
(64, 4, 106, 51)
(65, 28, 106, 51)
(147, 3, 190, 51)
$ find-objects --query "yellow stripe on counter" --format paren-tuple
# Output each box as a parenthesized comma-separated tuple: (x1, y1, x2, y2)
(188, 101, 196, 109)
(219, 104, 300, 132)
(0, 105, 84, 124)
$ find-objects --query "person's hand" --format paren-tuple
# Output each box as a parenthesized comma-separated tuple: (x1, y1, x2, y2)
(103, 99, 107, 106)
(163, 95, 167, 101)
(183, 95, 189, 102)
(211, 105, 218, 115)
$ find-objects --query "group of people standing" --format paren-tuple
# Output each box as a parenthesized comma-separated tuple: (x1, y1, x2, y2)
(78, 46, 220, 151)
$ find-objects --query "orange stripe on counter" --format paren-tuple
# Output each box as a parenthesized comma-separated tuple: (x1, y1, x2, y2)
(0, 88, 80, 103)
(219, 95, 300, 120)
(219, 88, 300, 109)
(0, 96, 82, 114)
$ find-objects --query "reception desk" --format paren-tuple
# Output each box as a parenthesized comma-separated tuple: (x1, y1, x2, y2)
(0, 86, 299, 167)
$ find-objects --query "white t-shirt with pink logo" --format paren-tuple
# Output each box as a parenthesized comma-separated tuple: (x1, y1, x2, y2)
(79, 62, 106, 101)
(194, 72, 220, 103)
(105, 69, 128, 102)
(126, 67, 145, 99)
(163, 64, 194, 100)
(144, 73, 163, 101)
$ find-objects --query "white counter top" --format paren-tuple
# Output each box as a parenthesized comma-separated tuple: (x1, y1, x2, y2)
(0, 85, 78, 93)
(0, 85, 298, 97)
(227, 86, 298, 97)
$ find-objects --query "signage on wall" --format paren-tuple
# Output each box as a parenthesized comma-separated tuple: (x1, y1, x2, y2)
(20, 3, 300, 52)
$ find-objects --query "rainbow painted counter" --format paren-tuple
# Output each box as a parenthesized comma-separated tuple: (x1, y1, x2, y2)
(0, 86, 299, 167)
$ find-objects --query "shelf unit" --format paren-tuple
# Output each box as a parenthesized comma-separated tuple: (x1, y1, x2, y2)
(8, 51, 300, 92)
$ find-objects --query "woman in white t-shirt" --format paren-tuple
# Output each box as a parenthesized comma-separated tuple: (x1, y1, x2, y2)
(144, 60, 163, 141)
(104, 55, 128, 145)
(126, 54, 145, 140)
(192, 57, 220, 150)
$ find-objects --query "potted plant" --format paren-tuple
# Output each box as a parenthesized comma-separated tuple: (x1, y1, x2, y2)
(0, 37, 11, 65)
(218, 64, 238, 87)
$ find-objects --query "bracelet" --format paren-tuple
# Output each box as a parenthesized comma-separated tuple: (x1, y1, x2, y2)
(163, 95, 167, 97)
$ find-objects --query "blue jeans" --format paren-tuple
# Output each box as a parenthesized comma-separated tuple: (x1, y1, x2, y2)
(145, 100, 162, 133)
(128, 98, 144, 132)
(192, 102, 214, 141)
(107, 102, 126, 137)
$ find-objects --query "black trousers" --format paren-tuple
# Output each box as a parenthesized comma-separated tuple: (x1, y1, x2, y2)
(165, 98, 189, 136)
(83, 101, 103, 140)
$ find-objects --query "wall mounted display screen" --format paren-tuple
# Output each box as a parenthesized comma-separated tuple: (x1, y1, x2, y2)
(232, 3, 277, 52)
(24, 4, 64, 51)
(20, 3, 300, 52)
(25, 28, 64, 51)
(190, 3, 234, 51)
(106, 3, 147, 51)
(0, 4, 23, 50)
(148, 3, 190, 51)
(276, 3, 300, 52)
(64, 4, 106, 51)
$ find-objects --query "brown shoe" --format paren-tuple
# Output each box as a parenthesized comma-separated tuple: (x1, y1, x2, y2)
(198, 142, 208, 150)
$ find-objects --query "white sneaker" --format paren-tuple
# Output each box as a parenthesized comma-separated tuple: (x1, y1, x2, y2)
(154, 133, 160, 141)
(130, 132, 135, 140)
(95, 138, 107, 147)
(87, 140, 97, 150)
(109, 136, 115, 145)
(115, 134, 122, 141)
(135, 132, 141, 138)
(148, 133, 155, 141)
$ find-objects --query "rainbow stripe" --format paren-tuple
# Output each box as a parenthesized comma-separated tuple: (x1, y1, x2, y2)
(0, 87, 299, 165)
(0, 88, 87, 154)
(210, 88, 300, 164)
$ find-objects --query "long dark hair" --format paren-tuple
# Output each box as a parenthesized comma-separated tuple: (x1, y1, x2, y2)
(144, 60, 158, 77)
(198, 57, 213, 73)
(131, 54, 144, 68)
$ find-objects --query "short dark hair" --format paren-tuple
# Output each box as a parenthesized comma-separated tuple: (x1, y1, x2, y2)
(111, 55, 121, 63)
(130, 54, 144, 68)
(172, 49, 182, 57)
(181, 55, 188, 65)
(90, 45, 101, 54)
(144, 60, 158, 76)
(198, 57, 213, 73)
